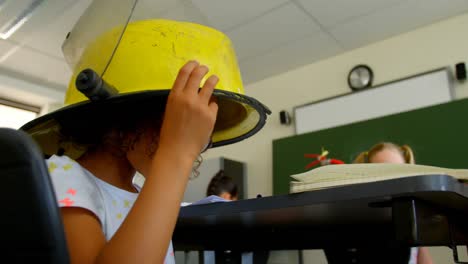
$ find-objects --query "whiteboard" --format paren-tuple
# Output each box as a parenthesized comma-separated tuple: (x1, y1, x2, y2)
(294, 68, 454, 135)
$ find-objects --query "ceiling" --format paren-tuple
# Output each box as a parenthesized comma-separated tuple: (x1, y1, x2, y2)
(1, 0, 468, 97)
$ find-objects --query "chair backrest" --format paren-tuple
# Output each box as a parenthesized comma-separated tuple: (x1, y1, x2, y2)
(0, 128, 69, 263)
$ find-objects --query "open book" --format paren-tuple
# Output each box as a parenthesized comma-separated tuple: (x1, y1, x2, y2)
(289, 163, 468, 193)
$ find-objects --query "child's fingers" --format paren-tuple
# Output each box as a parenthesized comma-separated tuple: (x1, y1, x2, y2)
(199, 75, 219, 103)
(184, 65, 209, 95)
(172, 61, 199, 93)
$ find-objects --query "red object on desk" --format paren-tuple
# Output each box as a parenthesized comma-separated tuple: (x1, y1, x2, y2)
(304, 148, 345, 170)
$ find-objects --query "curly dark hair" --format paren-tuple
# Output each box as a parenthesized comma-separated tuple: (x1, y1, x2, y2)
(56, 97, 202, 176)
(58, 97, 166, 155)
(206, 170, 238, 197)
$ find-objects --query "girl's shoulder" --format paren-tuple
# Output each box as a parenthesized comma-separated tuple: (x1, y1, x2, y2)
(46, 155, 83, 174)
(46, 155, 106, 225)
(46, 155, 97, 189)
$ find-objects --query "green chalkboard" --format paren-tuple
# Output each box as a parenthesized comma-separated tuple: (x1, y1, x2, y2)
(273, 98, 468, 195)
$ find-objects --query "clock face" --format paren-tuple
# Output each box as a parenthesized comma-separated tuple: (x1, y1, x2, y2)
(348, 65, 373, 90)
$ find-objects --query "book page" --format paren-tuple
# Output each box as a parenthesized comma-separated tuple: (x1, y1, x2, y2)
(289, 174, 429, 193)
(290, 164, 468, 184)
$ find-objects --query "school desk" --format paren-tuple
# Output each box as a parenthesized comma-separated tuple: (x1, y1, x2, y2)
(173, 175, 468, 263)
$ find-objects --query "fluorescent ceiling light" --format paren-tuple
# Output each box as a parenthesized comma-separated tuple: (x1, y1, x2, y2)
(0, 1, 7, 12)
(0, 0, 44, 40)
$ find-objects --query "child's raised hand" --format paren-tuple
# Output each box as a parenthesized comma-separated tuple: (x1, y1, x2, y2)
(158, 60, 219, 162)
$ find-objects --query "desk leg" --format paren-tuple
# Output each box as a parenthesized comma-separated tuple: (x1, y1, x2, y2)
(198, 250, 204, 264)
(392, 198, 468, 264)
(324, 246, 411, 264)
(449, 218, 468, 264)
(392, 198, 450, 245)
(215, 250, 242, 264)
(451, 246, 468, 264)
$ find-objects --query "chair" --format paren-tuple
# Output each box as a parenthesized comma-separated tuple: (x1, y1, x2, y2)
(0, 128, 69, 263)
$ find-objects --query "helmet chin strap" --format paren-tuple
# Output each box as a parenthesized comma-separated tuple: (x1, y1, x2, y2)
(201, 139, 213, 153)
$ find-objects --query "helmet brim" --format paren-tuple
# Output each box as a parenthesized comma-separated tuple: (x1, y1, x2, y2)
(21, 89, 271, 158)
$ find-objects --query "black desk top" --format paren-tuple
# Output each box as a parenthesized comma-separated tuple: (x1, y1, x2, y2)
(173, 175, 468, 251)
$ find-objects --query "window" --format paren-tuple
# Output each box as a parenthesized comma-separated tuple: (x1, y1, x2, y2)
(0, 98, 40, 129)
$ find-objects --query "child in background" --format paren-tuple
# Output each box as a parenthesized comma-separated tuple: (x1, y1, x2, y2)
(206, 170, 239, 201)
(354, 142, 433, 264)
(203, 170, 270, 264)
(202, 170, 240, 263)
(353, 142, 414, 164)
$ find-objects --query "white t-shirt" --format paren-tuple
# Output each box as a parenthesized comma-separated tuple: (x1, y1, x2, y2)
(47, 154, 175, 263)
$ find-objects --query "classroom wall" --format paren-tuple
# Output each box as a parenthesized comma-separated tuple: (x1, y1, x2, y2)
(203, 11, 468, 198)
(201, 11, 468, 264)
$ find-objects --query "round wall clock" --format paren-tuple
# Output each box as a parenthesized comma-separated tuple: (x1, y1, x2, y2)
(348, 65, 373, 91)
